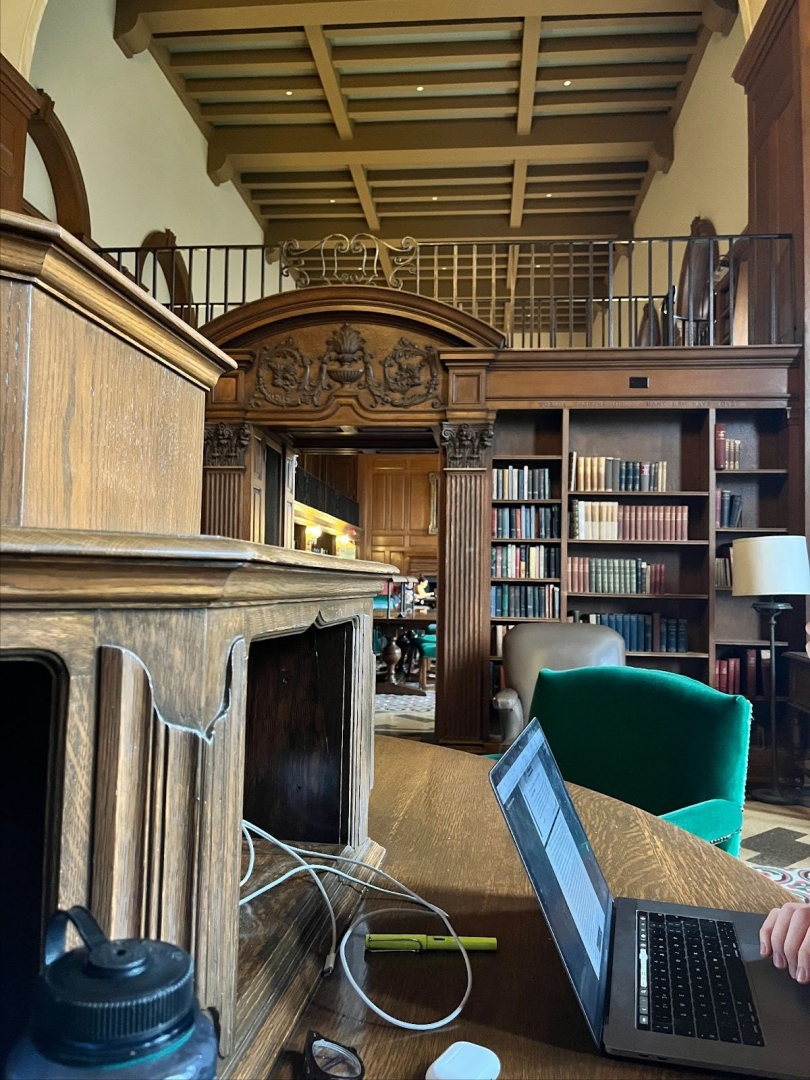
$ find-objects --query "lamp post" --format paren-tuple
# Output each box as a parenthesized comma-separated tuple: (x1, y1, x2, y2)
(732, 535, 810, 805)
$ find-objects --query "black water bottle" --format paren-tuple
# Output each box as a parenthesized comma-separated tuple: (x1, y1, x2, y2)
(5, 907, 217, 1079)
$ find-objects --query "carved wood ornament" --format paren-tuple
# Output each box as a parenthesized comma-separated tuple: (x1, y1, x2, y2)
(203, 422, 252, 467)
(251, 323, 441, 410)
(441, 422, 494, 468)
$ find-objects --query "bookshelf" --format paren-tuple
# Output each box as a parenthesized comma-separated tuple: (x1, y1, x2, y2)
(488, 407, 791, 723)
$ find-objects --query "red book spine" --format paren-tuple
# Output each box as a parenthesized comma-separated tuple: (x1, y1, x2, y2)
(718, 659, 729, 694)
(715, 660, 720, 689)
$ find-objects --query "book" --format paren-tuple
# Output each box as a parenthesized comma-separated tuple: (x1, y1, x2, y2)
(746, 648, 757, 698)
(715, 422, 727, 470)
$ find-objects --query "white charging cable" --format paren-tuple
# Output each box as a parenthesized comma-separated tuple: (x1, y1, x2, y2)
(239, 819, 473, 1029)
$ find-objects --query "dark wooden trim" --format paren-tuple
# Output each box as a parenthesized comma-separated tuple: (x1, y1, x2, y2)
(28, 92, 92, 240)
(733, 0, 796, 87)
(0, 54, 42, 213)
(201, 284, 506, 351)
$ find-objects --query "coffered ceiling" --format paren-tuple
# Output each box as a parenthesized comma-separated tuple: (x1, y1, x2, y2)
(115, 0, 738, 244)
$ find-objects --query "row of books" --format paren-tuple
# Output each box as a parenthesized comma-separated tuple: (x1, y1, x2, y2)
(567, 557, 667, 595)
(715, 424, 743, 470)
(569, 453, 668, 492)
(490, 584, 561, 619)
(716, 490, 743, 528)
(715, 554, 733, 588)
(492, 466, 552, 500)
(492, 505, 561, 540)
(568, 612, 689, 653)
(716, 648, 771, 697)
(569, 501, 689, 541)
(491, 544, 561, 580)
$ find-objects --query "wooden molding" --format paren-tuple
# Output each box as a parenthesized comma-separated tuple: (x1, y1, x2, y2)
(0, 52, 41, 115)
(733, 0, 795, 87)
(28, 92, 92, 239)
(201, 284, 505, 351)
(0, 210, 235, 389)
(0, 54, 42, 213)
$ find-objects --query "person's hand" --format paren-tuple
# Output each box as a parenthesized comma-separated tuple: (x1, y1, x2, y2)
(759, 902, 810, 982)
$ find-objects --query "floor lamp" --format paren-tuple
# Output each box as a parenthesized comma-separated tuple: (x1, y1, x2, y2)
(732, 535, 810, 805)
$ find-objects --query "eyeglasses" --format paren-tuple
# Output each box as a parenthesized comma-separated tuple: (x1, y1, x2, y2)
(304, 1030, 365, 1080)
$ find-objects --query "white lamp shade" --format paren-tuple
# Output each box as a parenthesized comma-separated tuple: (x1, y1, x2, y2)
(732, 535, 810, 596)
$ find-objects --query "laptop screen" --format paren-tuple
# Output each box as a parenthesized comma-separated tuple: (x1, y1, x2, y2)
(490, 719, 614, 1042)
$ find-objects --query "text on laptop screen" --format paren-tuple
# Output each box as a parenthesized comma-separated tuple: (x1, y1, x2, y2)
(492, 721, 613, 1041)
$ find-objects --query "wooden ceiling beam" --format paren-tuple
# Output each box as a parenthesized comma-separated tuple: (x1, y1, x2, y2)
(208, 114, 672, 175)
(510, 159, 527, 228)
(349, 163, 380, 229)
(537, 33, 696, 64)
(164, 36, 696, 76)
(305, 24, 354, 139)
(115, 0, 714, 56)
(182, 62, 688, 102)
(201, 102, 333, 123)
(263, 211, 634, 243)
(517, 16, 542, 136)
(169, 48, 314, 74)
(201, 88, 675, 126)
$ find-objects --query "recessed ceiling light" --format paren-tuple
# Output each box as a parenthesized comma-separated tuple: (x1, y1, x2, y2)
(285, 90, 293, 96)
(563, 80, 572, 87)
(330, 198, 336, 203)
(416, 85, 425, 91)
(432, 196, 438, 200)
(546, 193, 553, 198)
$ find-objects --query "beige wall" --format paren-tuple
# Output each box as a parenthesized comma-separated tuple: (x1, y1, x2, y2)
(22, 0, 262, 249)
(635, 20, 749, 240)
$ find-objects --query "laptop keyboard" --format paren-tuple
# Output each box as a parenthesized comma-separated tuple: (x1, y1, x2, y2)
(636, 912, 764, 1046)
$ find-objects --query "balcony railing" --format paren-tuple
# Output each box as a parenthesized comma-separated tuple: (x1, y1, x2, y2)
(99, 231, 795, 349)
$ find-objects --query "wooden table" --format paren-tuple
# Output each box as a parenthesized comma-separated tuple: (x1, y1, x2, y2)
(271, 738, 793, 1080)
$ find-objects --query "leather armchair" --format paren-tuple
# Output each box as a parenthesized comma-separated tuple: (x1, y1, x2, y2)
(493, 622, 625, 747)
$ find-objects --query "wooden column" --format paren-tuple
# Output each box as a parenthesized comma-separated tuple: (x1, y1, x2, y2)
(201, 421, 254, 538)
(0, 55, 41, 212)
(734, 0, 810, 626)
(435, 422, 493, 750)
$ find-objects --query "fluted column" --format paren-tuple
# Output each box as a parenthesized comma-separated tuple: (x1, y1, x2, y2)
(435, 422, 493, 748)
(201, 421, 252, 538)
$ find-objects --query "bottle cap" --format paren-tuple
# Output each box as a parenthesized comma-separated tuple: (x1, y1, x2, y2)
(32, 907, 197, 1066)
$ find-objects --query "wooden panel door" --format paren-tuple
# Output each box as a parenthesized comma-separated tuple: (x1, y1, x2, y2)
(358, 454, 439, 575)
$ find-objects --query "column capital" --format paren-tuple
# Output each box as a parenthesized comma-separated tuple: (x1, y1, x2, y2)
(203, 421, 252, 468)
(440, 421, 494, 469)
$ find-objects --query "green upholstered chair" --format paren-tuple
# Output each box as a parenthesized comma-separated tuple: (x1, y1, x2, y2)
(529, 666, 752, 855)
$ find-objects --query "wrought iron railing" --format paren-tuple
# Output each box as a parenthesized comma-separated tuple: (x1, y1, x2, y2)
(99, 231, 795, 348)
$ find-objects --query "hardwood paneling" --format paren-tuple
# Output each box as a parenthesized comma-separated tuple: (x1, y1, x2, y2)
(0, 56, 41, 212)
(357, 453, 439, 574)
(734, 0, 810, 626)
(0, 527, 392, 1071)
(0, 213, 235, 535)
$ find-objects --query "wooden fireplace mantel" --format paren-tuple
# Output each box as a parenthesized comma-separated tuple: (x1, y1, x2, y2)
(1, 525, 395, 1071)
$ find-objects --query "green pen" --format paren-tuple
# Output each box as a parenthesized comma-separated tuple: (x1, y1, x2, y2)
(364, 934, 497, 953)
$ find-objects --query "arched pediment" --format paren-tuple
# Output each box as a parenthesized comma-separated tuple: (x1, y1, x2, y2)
(203, 285, 503, 428)
(202, 285, 504, 352)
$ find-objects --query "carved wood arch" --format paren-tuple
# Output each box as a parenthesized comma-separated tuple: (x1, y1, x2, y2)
(137, 228, 196, 327)
(203, 285, 504, 430)
(28, 91, 91, 240)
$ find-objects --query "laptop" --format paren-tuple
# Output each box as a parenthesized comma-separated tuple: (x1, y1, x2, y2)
(489, 719, 810, 1079)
